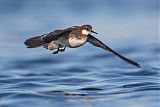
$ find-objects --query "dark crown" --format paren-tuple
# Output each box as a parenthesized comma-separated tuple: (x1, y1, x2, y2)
(81, 24, 92, 30)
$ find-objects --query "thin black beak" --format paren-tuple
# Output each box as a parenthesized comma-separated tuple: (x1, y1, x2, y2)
(91, 30, 98, 34)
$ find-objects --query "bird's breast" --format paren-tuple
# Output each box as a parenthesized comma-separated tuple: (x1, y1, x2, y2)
(68, 37, 87, 48)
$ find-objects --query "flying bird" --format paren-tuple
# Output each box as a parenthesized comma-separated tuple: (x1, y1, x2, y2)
(24, 24, 140, 67)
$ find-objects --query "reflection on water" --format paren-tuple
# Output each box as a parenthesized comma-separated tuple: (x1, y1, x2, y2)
(0, 0, 159, 107)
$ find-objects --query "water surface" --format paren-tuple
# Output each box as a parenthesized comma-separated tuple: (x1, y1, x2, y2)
(0, 0, 159, 107)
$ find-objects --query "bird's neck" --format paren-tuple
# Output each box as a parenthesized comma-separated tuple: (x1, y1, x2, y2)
(78, 28, 88, 39)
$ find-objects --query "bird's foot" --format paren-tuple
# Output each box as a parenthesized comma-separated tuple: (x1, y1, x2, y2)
(52, 50, 59, 54)
(59, 47, 66, 52)
(52, 46, 66, 54)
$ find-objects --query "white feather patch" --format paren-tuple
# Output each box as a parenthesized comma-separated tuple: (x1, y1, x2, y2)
(82, 29, 90, 35)
(69, 37, 87, 47)
(47, 41, 59, 50)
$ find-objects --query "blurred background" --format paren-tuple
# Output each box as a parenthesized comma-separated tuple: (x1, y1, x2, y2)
(0, 0, 159, 107)
(0, 0, 158, 57)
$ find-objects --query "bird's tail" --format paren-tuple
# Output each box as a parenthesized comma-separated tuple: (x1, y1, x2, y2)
(24, 35, 44, 48)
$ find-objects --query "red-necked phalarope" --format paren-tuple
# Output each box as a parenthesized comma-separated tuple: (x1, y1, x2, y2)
(24, 24, 140, 67)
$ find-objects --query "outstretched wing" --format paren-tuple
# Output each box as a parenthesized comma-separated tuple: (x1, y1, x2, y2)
(42, 28, 72, 43)
(87, 34, 140, 67)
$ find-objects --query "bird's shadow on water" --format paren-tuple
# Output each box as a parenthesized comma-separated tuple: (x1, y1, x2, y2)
(38, 67, 159, 98)
(39, 80, 160, 99)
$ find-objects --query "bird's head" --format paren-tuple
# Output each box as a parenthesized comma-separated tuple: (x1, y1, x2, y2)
(81, 24, 98, 35)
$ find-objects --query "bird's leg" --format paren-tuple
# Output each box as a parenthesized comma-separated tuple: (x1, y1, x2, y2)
(59, 46, 66, 52)
(52, 45, 60, 54)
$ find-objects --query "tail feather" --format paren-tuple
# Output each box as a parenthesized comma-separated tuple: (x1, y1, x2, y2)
(24, 36, 44, 48)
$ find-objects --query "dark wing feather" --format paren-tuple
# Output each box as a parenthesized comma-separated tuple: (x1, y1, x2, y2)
(42, 28, 72, 43)
(87, 34, 140, 67)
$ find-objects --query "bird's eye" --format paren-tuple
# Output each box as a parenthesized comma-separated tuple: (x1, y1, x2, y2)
(85, 27, 89, 30)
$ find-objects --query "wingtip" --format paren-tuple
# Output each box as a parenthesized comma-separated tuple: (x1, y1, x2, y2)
(132, 61, 141, 68)
(136, 64, 141, 68)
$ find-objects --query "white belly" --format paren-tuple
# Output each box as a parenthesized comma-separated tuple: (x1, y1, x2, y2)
(69, 37, 87, 47)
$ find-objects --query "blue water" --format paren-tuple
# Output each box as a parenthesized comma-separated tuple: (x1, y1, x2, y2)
(0, 0, 159, 107)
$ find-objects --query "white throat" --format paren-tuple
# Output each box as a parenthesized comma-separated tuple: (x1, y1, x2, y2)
(82, 29, 90, 35)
